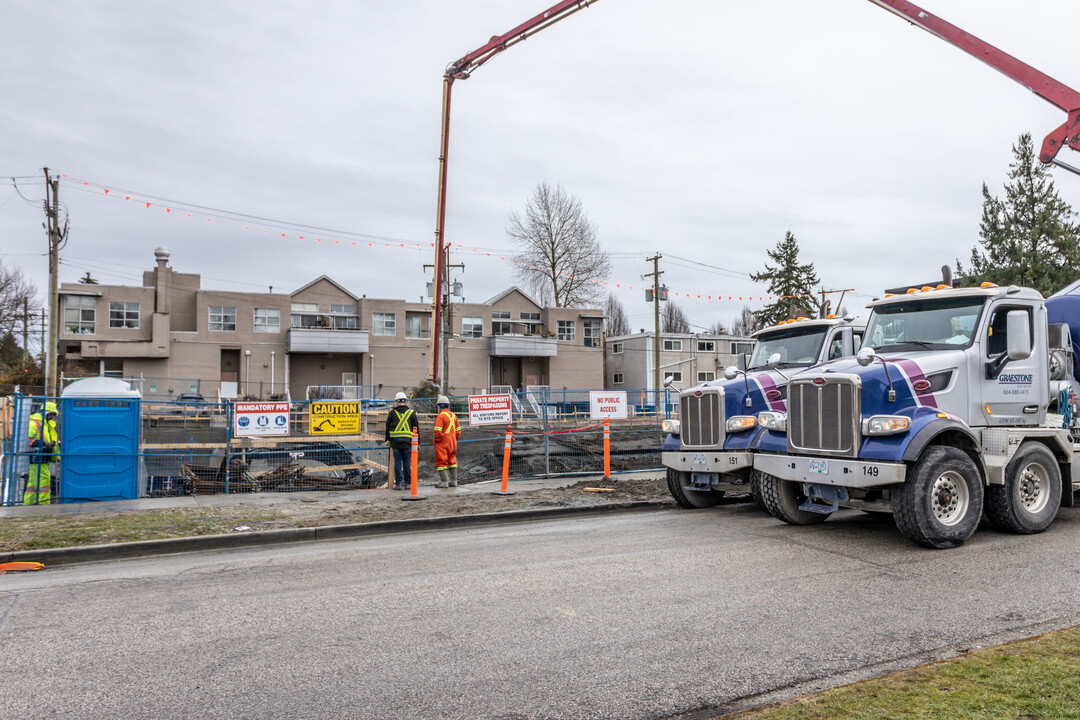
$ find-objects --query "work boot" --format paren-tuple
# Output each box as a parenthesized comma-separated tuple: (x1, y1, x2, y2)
(448, 466, 458, 487)
(435, 470, 449, 488)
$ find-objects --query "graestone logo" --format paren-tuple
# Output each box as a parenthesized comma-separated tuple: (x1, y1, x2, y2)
(998, 373, 1033, 385)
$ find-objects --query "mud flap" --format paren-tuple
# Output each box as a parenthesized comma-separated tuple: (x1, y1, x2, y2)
(799, 484, 849, 514)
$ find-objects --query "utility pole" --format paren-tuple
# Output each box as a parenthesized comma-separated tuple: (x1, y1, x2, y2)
(23, 298, 29, 366)
(818, 287, 855, 317)
(644, 254, 664, 393)
(43, 167, 63, 397)
(424, 245, 464, 392)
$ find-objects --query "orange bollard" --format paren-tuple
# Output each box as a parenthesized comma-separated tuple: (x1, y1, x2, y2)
(494, 424, 516, 496)
(402, 427, 426, 502)
(603, 417, 611, 479)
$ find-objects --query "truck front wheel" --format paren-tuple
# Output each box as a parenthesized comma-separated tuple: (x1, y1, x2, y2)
(758, 472, 830, 525)
(893, 446, 983, 549)
(666, 468, 724, 508)
(984, 443, 1062, 534)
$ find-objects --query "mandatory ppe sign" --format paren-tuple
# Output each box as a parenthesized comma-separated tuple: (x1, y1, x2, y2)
(234, 402, 291, 437)
(467, 394, 513, 426)
(309, 401, 361, 435)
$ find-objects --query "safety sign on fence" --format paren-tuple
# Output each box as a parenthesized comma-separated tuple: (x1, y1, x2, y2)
(468, 394, 513, 426)
(589, 391, 627, 420)
(234, 402, 291, 437)
(309, 401, 361, 435)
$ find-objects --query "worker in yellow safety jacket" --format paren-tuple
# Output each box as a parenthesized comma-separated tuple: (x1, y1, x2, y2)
(384, 392, 419, 490)
(433, 395, 460, 488)
(25, 401, 59, 505)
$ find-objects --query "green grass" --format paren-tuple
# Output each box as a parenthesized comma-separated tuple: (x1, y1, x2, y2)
(0, 508, 288, 551)
(729, 626, 1080, 720)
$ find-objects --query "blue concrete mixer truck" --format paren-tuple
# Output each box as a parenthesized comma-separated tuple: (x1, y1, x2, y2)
(752, 280, 1080, 548)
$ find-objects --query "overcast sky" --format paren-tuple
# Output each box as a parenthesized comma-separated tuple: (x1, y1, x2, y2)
(2, 0, 1078, 339)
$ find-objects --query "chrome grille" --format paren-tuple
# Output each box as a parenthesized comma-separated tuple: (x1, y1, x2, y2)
(788, 378, 859, 456)
(679, 390, 722, 448)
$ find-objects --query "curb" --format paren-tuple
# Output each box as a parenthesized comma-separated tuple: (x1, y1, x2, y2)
(1, 500, 672, 567)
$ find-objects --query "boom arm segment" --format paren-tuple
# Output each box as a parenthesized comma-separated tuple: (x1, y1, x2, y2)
(866, 0, 1080, 165)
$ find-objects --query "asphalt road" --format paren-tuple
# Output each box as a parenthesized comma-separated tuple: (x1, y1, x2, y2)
(3, 504, 1080, 720)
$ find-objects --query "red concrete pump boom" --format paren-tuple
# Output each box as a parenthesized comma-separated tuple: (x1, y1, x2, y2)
(430, 1, 600, 385)
(866, 0, 1080, 173)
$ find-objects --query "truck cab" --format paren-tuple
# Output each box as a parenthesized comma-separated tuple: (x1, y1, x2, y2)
(753, 282, 1080, 548)
(662, 315, 866, 508)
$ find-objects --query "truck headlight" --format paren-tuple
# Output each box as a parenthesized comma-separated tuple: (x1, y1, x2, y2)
(726, 415, 757, 432)
(758, 411, 787, 432)
(661, 419, 681, 435)
(864, 415, 911, 436)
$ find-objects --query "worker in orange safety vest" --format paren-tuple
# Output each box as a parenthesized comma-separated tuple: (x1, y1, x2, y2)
(433, 395, 461, 488)
(25, 400, 59, 505)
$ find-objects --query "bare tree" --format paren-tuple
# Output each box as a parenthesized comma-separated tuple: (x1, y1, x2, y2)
(707, 320, 727, 335)
(0, 258, 39, 339)
(506, 182, 611, 307)
(731, 305, 764, 337)
(661, 302, 690, 333)
(604, 292, 629, 337)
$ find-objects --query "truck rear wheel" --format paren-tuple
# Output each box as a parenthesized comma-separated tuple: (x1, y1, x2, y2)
(892, 446, 982, 549)
(758, 472, 830, 525)
(984, 443, 1061, 534)
(666, 468, 724, 508)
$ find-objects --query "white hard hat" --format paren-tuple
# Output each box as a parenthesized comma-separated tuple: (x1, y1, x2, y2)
(394, 392, 408, 401)
(437, 395, 450, 405)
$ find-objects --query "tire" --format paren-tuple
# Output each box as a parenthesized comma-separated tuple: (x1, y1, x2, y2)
(892, 446, 983, 549)
(757, 472, 830, 525)
(750, 470, 766, 510)
(666, 468, 724, 508)
(984, 443, 1062, 534)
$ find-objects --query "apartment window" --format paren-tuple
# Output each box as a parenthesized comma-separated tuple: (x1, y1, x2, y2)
(254, 308, 280, 333)
(330, 304, 357, 314)
(64, 296, 96, 335)
(291, 303, 319, 328)
(730, 342, 754, 355)
(698, 371, 716, 383)
(492, 311, 512, 335)
(583, 319, 602, 347)
(557, 320, 575, 341)
(697, 340, 715, 352)
(373, 312, 396, 336)
(406, 313, 429, 339)
(663, 339, 683, 351)
(461, 316, 483, 338)
(611, 342, 623, 354)
(667, 371, 683, 382)
(333, 315, 358, 329)
(208, 306, 237, 332)
(520, 312, 540, 322)
(109, 302, 139, 329)
(613, 373, 624, 384)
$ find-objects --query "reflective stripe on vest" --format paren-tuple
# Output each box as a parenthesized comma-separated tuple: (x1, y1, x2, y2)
(436, 411, 458, 434)
(388, 409, 415, 438)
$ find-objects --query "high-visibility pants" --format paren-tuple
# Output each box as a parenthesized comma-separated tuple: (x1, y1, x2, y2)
(24, 463, 51, 505)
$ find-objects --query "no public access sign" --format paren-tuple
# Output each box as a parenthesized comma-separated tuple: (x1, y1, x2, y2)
(589, 391, 627, 420)
(468, 394, 513, 426)
(309, 401, 361, 435)
(234, 401, 291, 437)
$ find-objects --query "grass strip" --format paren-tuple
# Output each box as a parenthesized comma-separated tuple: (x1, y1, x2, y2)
(728, 625, 1080, 720)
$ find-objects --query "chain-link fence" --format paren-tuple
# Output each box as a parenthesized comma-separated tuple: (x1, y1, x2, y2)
(1, 388, 673, 505)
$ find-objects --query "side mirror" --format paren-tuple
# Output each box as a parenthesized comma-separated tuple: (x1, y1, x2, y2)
(663, 375, 675, 388)
(1006, 310, 1032, 361)
(766, 352, 782, 370)
(857, 347, 876, 367)
(723, 366, 739, 381)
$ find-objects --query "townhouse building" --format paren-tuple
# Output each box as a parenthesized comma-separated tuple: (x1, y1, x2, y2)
(58, 248, 604, 399)
(604, 331, 754, 390)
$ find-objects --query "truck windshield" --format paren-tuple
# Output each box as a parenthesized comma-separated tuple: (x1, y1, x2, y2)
(747, 327, 828, 369)
(865, 295, 984, 352)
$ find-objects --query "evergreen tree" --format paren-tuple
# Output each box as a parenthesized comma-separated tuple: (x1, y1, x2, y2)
(749, 231, 819, 327)
(963, 133, 1080, 296)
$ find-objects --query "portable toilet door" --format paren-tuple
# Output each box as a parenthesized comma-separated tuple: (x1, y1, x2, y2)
(59, 377, 142, 502)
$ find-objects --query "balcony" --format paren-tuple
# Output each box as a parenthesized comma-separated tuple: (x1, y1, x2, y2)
(489, 334, 558, 357)
(289, 327, 369, 353)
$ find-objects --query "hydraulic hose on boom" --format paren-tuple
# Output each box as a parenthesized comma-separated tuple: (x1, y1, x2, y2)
(866, 0, 1080, 176)
(430, 1, 600, 385)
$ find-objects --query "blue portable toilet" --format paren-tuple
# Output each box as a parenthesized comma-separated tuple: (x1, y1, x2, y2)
(59, 377, 142, 502)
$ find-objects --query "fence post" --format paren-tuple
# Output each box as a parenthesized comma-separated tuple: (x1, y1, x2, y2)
(494, 424, 515, 495)
(603, 416, 611, 479)
(224, 401, 233, 494)
(543, 387, 550, 477)
(403, 427, 425, 502)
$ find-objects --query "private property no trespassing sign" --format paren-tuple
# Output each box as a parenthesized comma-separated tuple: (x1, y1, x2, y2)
(468, 394, 513, 426)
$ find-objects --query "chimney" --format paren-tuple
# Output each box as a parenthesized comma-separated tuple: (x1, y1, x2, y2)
(154, 247, 171, 314)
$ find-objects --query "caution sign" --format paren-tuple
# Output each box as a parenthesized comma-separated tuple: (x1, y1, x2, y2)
(309, 401, 361, 435)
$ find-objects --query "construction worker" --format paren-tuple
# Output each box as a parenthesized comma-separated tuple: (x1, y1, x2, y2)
(25, 401, 59, 505)
(433, 395, 461, 488)
(384, 392, 419, 490)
